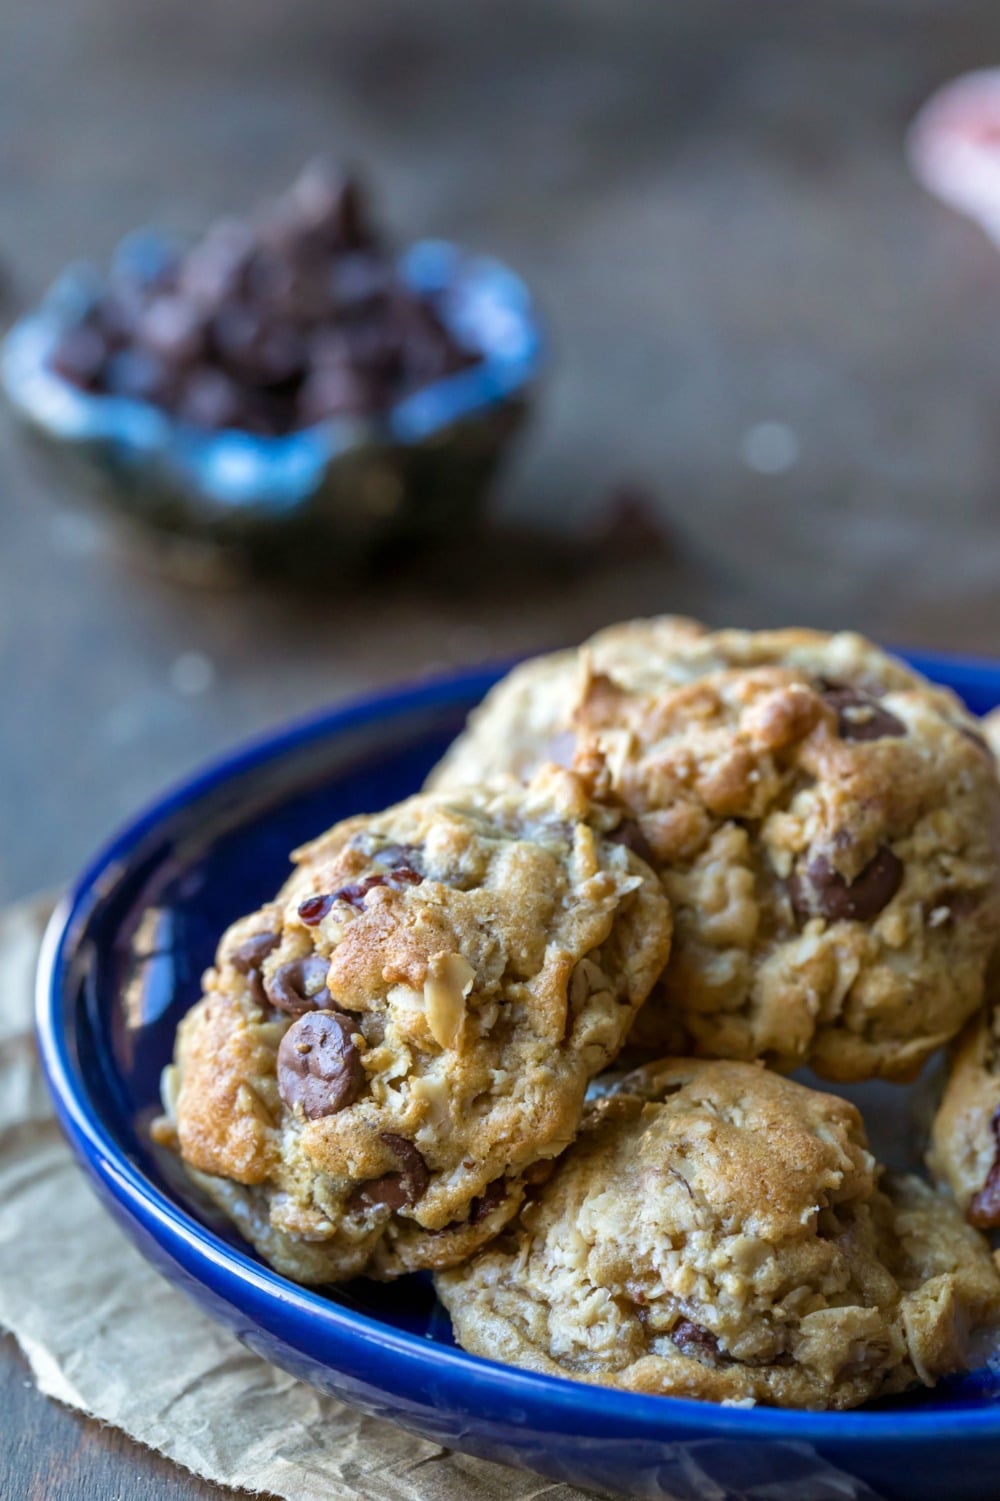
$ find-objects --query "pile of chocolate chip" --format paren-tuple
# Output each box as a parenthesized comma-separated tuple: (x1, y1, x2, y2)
(49, 162, 482, 436)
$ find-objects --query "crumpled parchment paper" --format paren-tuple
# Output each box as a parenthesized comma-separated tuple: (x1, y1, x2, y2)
(0, 897, 884, 1501)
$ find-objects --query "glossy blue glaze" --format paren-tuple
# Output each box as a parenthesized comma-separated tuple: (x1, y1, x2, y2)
(35, 655, 1000, 1501)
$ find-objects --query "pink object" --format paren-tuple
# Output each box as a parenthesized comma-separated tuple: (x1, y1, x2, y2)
(908, 68, 1000, 247)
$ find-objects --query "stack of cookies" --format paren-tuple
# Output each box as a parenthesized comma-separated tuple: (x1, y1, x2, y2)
(153, 617, 1000, 1411)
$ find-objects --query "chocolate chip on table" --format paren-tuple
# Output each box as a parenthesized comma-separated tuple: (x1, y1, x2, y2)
(265, 954, 333, 1014)
(276, 1010, 364, 1120)
(351, 1133, 429, 1211)
(789, 846, 903, 923)
(820, 685, 906, 742)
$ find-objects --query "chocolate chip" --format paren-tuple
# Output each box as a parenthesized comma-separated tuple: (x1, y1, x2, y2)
(431, 1176, 508, 1235)
(102, 348, 174, 404)
(821, 686, 906, 742)
(67, 164, 483, 436)
(179, 219, 255, 309)
(50, 324, 107, 389)
(469, 1176, 508, 1225)
(309, 856, 424, 916)
(298, 363, 380, 423)
(608, 817, 656, 866)
(265, 955, 333, 1015)
(298, 894, 335, 926)
(229, 930, 280, 975)
(789, 846, 903, 923)
(969, 1110, 1000, 1227)
(276, 1010, 364, 1120)
(351, 1133, 429, 1210)
(371, 842, 423, 873)
(175, 367, 242, 430)
(138, 294, 205, 365)
(671, 1318, 721, 1361)
(290, 161, 372, 251)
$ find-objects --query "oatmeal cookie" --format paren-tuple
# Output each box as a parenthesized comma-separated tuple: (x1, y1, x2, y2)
(928, 1001, 1000, 1227)
(153, 766, 672, 1282)
(430, 618, 1000, 1081)
(436, 1059, 1000, 1410)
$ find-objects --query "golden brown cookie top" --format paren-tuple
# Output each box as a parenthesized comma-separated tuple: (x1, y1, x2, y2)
(160, 766, 672, 1281)
(437, 1059, 1000, 1409)
(430, 618, 1000, 1080)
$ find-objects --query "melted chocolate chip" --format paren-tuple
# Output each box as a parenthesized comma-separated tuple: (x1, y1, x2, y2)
(789, 846, 903, 924)
(969, 1109, 1000, 1228)
(671, 1318, 721, 1362)
(469, 1176, 508, 1225)
(371, 843, 423, 874)
(351, 1133, 429, 1211)
(298, 893, 335, 926)
(276, 1010, 364, 1119)
(316, 855, 425, 915)
(608, 817, 656, 867)
(431, 1176, 508, 1236)
(230, 930, 280, 975)
(821, 686, 906, 742)
(265, 955, 333, 1014)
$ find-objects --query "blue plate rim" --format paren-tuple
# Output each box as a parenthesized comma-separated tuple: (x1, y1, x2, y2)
(34, 650, 1000, 1447)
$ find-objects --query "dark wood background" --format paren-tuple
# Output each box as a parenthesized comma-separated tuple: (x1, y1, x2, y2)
(6, 0, 1000, 1494)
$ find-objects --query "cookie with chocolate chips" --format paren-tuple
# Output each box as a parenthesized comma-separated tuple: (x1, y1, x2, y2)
(436, 1059, 1000, 1410)
(928, 994, 1000, 1228)
(152, 766, 671, 1282)
(429, 618, 1000, 1081)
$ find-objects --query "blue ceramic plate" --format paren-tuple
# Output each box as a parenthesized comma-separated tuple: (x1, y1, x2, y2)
(35, 652, 1000, 1501)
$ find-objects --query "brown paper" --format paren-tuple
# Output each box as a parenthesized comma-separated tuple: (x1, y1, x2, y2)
(0, 899, 884, 1501)
(0, 899, 609, 1501)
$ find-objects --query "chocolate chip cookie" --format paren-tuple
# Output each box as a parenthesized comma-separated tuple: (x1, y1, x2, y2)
(928, 999, 1000, 1227)
(430, 618, 1000, 1081)
(436, 1059, 1000, 1409)
(152, 767, 672, 1282)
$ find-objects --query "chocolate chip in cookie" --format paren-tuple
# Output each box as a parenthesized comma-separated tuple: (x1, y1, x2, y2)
(789, 847, 903, 924)
(276, 1009, 364, 1118)
(266, 955, 334, 1014)
(351, 1133, 429, 1210)
(820, 685, 906, 742)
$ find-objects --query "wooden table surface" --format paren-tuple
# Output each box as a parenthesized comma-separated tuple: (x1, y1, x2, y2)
(6, 0, 1000, 1494)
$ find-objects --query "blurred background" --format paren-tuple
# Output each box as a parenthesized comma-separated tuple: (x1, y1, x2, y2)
(5, 0, 1000, 905)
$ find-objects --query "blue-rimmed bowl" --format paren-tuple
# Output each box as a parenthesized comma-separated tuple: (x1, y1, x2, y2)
(35, 652, 1000, 1501)
(3, 241, 539, 578)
